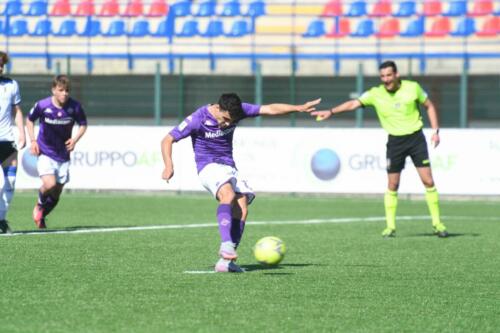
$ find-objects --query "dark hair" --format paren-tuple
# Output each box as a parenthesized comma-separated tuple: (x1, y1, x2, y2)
(52, 75, 71, 90)
(0, 51, 9, 65)
(379, 60, 398, 73)
(218, 93, 244, 122)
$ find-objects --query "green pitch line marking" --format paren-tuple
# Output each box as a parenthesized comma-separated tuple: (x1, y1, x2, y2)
(1, 215, 497, 237)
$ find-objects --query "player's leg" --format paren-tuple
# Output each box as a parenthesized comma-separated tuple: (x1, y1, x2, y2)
(231, 194, 248, 248)
(1, 152, 19, 219)
(231, 173, 255, 248)
(383, 135, 406, 237)
(410, 131, 447, 237)
(415, 166, 447, 237)
(42, 183, 64, 218)
(216, 182, 238, 260)
(0, 142, 18, 233)
(0, 166, 8, 234)
(33, 174, 58, 228)
(383, 172, 400, 237)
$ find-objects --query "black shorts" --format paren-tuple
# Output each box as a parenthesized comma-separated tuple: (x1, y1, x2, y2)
(386, 129, 430, 173)
(0, 141, 17, 164)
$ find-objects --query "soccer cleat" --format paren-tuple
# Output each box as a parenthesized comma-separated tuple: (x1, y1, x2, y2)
(218, 241, 238, 260)
(37, 218, 47, 229)
(0, 219, 12, 234)
(33, 204, 46, 229)
(381, 228, 396, 238)
(433, 223, 449, 238)
(214, 259, 244, 273)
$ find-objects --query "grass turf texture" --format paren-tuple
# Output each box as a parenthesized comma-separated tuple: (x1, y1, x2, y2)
(1, 192, 499, 332)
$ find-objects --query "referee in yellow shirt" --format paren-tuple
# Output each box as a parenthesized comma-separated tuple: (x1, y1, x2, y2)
(313, 60, 448, 238)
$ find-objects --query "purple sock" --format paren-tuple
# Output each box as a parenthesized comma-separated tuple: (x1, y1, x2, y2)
(231, 219, 246, 245)
(44, 196, 59, 217)
(217, 204, 232, 243)
(38, 191, 48, 209)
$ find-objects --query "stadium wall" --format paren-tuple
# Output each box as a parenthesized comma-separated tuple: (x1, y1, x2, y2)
(14, 74, 500, 127)
(16, 127, 500, 195)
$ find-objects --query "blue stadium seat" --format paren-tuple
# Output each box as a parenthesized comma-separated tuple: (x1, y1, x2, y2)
(79, 19, 101, 37)
(400, 17, 424, 37)
(350, 19, 374, 37)
(25, 1, 49, 16)
(171, 1, 191, 17)
(6, 19, 28, 36)
(220, 1, 241, 16)
(226, 20, 249, 37)
(303, 20, 326, 37)
(201, 20, 224, 37)
(177, 20, 199, 37)
(393, 1, 416, 17)
(152, 18, 174, 37)
(30, 19, 52, 36)
(103, 20, 126, 37)
(195, 0, 216, 17)
(2, 0, 23, 16)
(345, 1, 367, 17)
(443, 1, 467, 17)
(245, 0, 266, 17)
(54, 19, 78, 37)
(129, 20, 150, 37)
(450, 17, 476, 36)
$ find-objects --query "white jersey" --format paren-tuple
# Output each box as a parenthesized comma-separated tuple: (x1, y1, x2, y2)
(0, 77, 21, 142)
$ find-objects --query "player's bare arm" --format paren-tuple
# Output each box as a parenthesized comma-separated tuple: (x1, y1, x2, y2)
(423, 98, 440, 148)
(13, 104, 26, 149)
(312, 99, 362, 121)
(161, 134, 175, 181)
(25, 117, 40, 155)
(65, 125, 87, 152)
(259, 98, 321, 115)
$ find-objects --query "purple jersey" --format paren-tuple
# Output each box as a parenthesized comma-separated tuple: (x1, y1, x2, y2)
(169, 103, 260, 173)
(28, 97, 87, 162)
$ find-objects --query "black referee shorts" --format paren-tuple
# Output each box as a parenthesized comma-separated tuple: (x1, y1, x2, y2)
(386, 129, 430, 173)
(0, 141, 17, 164)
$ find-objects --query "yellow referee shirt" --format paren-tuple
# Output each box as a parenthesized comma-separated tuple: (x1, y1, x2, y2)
(358, 80, 428, 136)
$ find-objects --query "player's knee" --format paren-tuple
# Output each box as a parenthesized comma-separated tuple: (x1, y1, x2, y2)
(217, 191, 235, 204)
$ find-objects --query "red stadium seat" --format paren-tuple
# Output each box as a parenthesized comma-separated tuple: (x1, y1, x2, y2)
(322, 0, 342, 17)
(469, 1, 494, 16)
(425, 17, 451, 36)
(369, 0, 392, 17)
(325, 18, 350, 37)
(74, 0, 95, 16)
(375, 18, 400, 37)
(123, 0, 144, 17)
(146, 0, 169, 17)
(476, 16, 500, 36)
(98, 0, 120, 16)
(422, 0, 442, 16)
(50, 0, 72, 16)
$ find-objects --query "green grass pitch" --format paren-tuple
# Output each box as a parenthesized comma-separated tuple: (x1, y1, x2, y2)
(1, 192, 499, 332)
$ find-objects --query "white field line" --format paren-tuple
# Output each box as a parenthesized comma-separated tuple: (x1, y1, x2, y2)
(1, 215, 497, 238)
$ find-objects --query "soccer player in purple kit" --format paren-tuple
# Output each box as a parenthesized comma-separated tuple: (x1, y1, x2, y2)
(161, 93, 320, 273)
(26, 75, 87, 229)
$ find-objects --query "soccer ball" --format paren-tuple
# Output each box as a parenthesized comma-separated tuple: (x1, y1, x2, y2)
(253, 236, 286, 266)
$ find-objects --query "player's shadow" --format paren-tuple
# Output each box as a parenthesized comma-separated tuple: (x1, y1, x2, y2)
(411, 232, 478, 238)
(242, 263, 314, 273)
(10, 225, 132, 235)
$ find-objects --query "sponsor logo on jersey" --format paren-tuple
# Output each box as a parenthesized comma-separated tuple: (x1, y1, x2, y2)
(204, 127, 235, 139)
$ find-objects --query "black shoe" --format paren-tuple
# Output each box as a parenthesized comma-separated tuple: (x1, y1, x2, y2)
(0, 219, 12, 234)
(436, 230, 449, 238)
